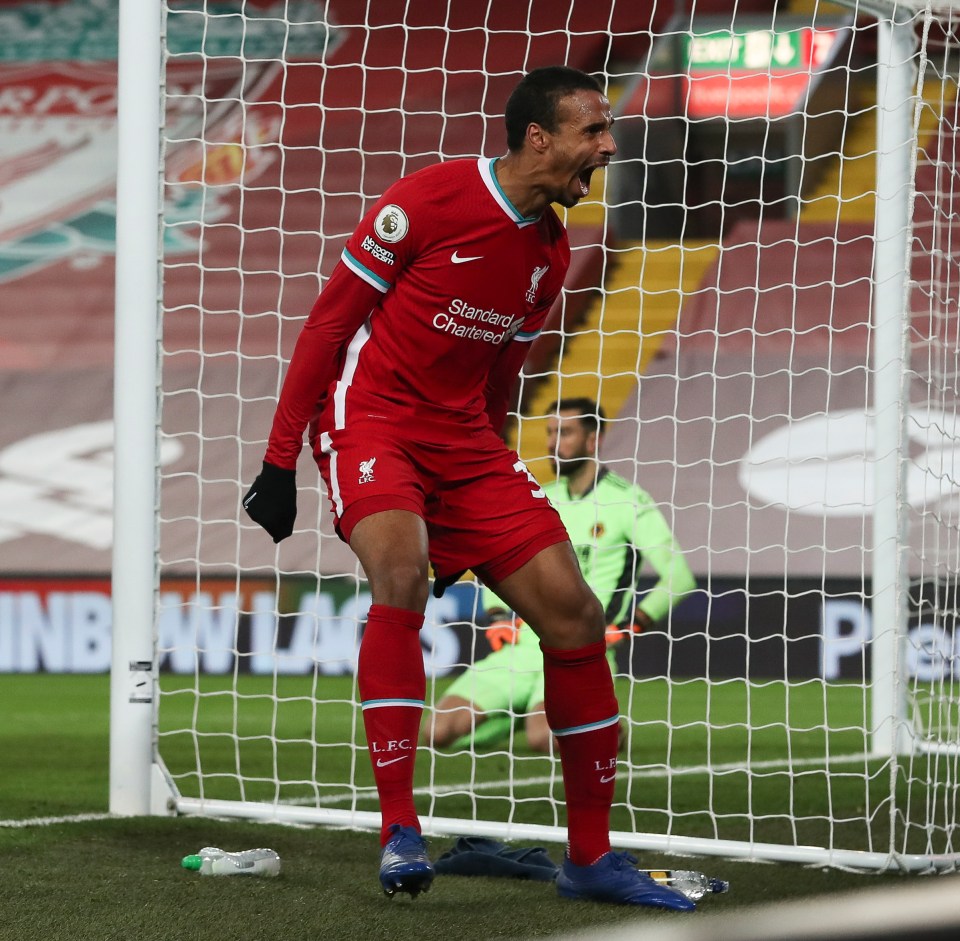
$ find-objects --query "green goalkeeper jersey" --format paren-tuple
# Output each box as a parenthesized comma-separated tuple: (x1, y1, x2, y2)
(484, 467, 696, 635)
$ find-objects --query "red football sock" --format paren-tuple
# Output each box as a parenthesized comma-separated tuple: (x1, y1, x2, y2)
(541, 639, 620, 866)
(357, 604, 426, 845)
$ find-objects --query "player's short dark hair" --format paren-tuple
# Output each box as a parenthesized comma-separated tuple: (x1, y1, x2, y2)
(547, 397, 606, 436)
(505, 66, 604, 152)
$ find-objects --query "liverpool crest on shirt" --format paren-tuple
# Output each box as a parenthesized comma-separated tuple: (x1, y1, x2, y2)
(525, 264, 549, 304)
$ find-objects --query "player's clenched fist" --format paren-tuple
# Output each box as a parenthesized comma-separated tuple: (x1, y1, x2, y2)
(242, 461, 297, 543)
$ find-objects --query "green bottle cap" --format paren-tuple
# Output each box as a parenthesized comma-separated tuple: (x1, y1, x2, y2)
(181, 855, 203, 870)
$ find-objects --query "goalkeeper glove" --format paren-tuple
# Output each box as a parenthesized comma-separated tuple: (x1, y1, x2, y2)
(605, 618, 648, 646)
(486, 618, 522, 651)
(604, 624, 627, 646)
(242, 461, 297, 543)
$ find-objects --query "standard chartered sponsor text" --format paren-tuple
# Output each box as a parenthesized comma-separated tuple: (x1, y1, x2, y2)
(433, 297, 521, 343)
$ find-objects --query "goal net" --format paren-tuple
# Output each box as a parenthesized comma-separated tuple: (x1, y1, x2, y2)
(111, 0, 960, 873)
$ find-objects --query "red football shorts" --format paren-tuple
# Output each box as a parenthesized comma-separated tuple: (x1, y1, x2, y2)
(315, 420, 568, 584)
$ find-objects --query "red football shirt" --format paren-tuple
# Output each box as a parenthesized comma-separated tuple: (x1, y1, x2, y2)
(265, 157, 570, 469)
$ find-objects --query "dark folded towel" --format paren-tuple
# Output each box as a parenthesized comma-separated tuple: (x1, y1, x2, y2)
(434, 836, 560, 882)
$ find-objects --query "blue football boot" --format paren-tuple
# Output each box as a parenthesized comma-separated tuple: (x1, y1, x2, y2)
(556, 851, 695, 910)
(378, 825, 434, 898)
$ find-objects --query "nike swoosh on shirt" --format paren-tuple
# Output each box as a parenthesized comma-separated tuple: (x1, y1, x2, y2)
(451, 251, 483, 264)
(600, 773, 616, 783)
(376, 755, 411, 767)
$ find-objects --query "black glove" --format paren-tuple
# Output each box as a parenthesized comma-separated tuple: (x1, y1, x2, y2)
(242, 461, 297, 543)
(432, 569, 467, 598)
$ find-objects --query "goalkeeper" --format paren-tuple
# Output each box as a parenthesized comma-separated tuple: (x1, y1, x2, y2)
(421, 397, 696, 754)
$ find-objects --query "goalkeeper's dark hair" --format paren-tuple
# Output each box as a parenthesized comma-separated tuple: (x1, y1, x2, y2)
(505, 66, 604, 152)
(547, 397, 606, 436)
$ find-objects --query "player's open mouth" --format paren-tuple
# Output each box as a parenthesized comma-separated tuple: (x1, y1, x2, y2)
(577, 167, 594, 196)
(577, 164, 604, 197)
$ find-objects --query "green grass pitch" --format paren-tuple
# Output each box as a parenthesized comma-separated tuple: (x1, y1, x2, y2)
(2, 673, 948, 941)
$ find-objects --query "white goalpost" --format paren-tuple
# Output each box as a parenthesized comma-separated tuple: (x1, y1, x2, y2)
(110, 0, 163, 817)
(111, 0, 960, 873)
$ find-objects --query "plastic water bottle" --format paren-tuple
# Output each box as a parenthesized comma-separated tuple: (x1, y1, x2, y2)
(181, 846, 282, 877)
(642, 869, 729, 901)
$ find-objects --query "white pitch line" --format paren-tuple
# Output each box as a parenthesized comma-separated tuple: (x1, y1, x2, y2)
(0, 811, 114, 828)
(303, 749, 877, 808)
(1, 751, 877, 825)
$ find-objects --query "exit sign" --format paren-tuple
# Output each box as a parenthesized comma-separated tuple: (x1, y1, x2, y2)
(685, 28, 839, 73)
